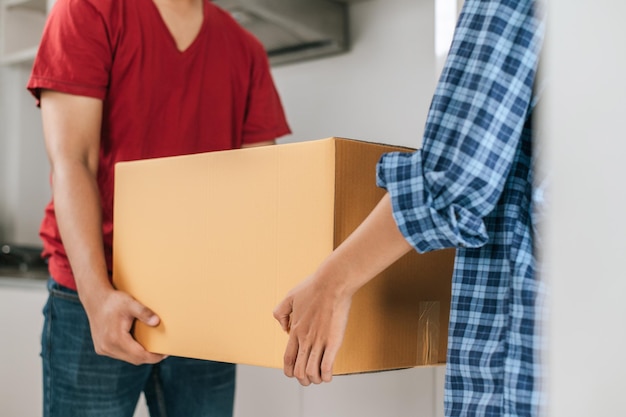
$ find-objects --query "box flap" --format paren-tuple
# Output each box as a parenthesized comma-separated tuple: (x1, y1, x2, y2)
(330, 138, 453, 373)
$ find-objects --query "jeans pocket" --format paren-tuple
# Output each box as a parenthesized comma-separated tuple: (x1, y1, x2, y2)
(47, 278, 80, 303)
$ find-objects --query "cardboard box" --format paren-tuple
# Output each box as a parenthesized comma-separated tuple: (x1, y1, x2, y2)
(113, 137, 454, 375)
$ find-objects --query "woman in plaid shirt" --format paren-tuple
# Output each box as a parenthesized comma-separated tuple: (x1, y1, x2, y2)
(274, 1, 547, 416)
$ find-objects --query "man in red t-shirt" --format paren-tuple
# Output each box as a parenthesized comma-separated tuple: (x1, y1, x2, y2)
(28, 0, 290, 415)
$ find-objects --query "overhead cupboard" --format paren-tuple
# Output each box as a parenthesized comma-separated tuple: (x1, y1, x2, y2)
(0, 0, 371, 66)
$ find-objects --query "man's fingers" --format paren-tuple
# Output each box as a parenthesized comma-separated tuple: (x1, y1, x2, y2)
(93, 325, 166, 365)
(124, 300, 165, 363)
(88, 289, 166, 365)
(117, 332, 167, 365)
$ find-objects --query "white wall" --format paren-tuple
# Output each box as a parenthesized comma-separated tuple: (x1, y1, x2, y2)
(274, 0, 439, 149)
(542, 1, 626, 417)
(0, 64, 21, 242)
(0, 281, 48, 417)
(0, 62, 49, 245)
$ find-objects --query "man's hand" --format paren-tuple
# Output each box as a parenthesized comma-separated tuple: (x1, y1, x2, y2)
(83, 287, 167, 365)
(273, 272, 353, 386)
(40, 90, 166, 366)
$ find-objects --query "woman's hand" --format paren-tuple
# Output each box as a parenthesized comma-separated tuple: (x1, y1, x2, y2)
(273, 270, 353, 385)
(273, 194, 412, 386)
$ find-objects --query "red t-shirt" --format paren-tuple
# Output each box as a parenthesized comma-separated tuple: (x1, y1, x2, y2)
(27, 0, 291, 290)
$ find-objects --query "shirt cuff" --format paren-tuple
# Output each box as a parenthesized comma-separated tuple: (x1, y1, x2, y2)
(376, 151, 488, 253)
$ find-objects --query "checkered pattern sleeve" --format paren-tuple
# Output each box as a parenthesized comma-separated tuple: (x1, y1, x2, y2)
(377, 0, 543, 254)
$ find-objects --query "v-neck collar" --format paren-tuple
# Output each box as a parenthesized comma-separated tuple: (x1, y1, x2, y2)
(148, 0, 209, 55)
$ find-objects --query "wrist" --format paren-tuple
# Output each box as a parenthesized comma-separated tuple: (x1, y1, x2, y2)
(75, 273, 115, 308)
(314, 255, 364, 300)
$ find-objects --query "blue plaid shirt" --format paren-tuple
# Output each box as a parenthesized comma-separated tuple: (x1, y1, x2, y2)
(377, 1, 546, 416)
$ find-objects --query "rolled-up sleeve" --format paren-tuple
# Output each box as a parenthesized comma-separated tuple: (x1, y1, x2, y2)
(377, 150, 489, 252)
(377, 0, 543, 254)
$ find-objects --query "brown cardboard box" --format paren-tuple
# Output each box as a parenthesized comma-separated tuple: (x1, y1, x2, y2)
(113, 137, 454, 375)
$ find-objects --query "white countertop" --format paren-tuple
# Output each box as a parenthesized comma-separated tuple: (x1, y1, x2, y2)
(0, 275, 47, 290)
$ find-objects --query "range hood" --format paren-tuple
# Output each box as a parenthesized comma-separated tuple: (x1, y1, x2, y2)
(213, 0, 362, 66)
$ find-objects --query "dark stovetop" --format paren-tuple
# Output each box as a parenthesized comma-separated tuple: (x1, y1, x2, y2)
(0, 267, 49, 280)
(0, 243, 49, 280)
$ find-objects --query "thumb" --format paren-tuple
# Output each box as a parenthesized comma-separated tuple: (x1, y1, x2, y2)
(273, 298, 292, 333)
(131, 301, 160, 327)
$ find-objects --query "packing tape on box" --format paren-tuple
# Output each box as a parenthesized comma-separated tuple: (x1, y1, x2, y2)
(417, 301, 440, 365)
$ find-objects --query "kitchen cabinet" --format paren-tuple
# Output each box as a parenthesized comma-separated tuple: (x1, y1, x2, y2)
(0, 0, 51, 65)
(0, 278, 47, 416)
(1, 0, 359, 67)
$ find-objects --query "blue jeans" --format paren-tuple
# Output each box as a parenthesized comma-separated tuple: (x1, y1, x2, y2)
(42, 279, 235, 417)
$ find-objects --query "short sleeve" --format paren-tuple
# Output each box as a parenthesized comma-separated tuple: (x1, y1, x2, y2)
(240, 36, 291, 144)
(27, 0, 113, 103)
